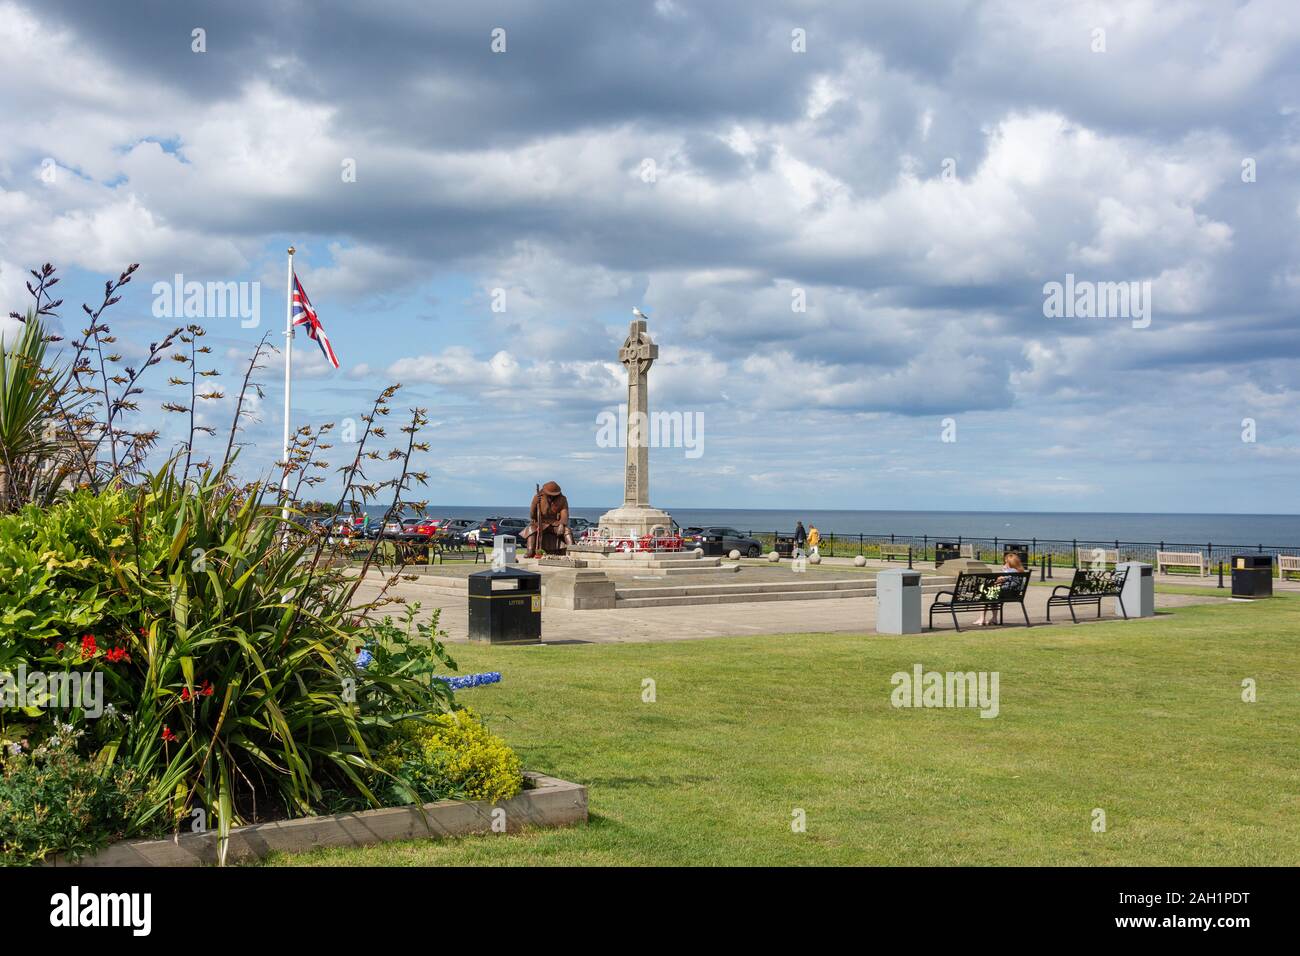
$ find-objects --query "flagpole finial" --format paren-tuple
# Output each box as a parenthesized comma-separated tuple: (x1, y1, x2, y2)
(288, 245, 295, 256)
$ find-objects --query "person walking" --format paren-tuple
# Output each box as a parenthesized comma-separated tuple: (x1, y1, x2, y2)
(794, 521, 807, 551)
(807, 524, 821, 555)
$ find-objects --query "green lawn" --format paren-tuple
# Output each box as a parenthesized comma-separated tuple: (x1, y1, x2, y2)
(265, 595, 1299, 866)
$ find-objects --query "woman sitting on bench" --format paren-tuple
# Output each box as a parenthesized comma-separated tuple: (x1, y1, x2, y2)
(978, 552, 1025, 626)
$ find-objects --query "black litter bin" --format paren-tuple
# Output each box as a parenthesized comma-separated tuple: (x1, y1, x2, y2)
(468, 566, 542, 643)
(1231, 554, 1273, 598)
(934, 541, 961, 567)
(700, 532, 726, 557)
(1003, 543, 1029, 567)
(775, 534, 796, 557)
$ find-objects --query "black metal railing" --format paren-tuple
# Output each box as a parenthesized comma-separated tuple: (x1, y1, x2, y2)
(742, 531, 1300, 577)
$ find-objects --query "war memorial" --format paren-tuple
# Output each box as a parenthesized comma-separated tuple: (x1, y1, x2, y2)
(355, 315, 1217, 642)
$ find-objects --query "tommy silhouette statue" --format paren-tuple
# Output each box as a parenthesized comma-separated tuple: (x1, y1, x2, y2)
(523, 481, 573, 557)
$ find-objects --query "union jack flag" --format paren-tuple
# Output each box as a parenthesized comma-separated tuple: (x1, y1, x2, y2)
(291, 273, 339, 369)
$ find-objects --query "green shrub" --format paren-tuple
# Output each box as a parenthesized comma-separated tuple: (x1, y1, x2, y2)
(0, 464, 458, 858)
(1, 264, 478, 864)
(381, 708, 523, 804)
(0, 728, 155, 866)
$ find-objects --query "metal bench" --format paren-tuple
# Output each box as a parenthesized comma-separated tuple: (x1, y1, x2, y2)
(1047, 567, 1130, 623)
(375, 538, 485, 565)
(430, 540, 487, 564)
(1156, 550, 1206, 576)
(928, 571, 1032, 632)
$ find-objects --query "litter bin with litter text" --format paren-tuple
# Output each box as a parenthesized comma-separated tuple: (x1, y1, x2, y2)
(468, 566, 542, 644)
(1231, 554, 1273, 599)
(1117, 561, 1154, 618)
(877, 568, 922, 634)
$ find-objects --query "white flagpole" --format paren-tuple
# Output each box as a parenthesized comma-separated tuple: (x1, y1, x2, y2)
(280, 245, 295, 521)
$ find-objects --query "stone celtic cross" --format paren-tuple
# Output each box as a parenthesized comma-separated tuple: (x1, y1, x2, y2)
(619, 318, 658, 507)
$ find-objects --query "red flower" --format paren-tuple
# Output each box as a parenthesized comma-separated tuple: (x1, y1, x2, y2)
(161, 727, 177, 742)
(55, 642, 65, 651)
(105, 647, 131, 664)
(180, 686, 191, 702)
(80, 634, 97, 658)
(138, 627, 147, 637)
(199, 680, 214, 697)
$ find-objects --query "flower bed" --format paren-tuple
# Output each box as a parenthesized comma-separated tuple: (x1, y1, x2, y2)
(0, 264, 566, 866)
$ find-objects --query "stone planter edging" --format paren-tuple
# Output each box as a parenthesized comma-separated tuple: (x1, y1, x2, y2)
(51, 772, 586, 867)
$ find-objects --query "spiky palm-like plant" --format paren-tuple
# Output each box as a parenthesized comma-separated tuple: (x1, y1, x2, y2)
(0, 313, 79, 510)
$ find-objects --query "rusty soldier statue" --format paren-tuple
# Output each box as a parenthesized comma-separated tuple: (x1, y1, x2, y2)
(524, 481, 573, 557)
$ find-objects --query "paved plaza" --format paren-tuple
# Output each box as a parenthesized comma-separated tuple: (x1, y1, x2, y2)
(351, 564, 1237, 645)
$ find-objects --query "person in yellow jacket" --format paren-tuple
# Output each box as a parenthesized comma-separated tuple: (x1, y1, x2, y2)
(806, 525, 821, 555)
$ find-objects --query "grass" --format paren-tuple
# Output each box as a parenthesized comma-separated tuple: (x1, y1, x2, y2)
(264, 595, 1299, 866)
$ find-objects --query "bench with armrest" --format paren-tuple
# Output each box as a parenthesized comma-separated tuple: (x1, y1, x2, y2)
(1156, 550, 1206, 576)
(1279, 555, 1300, 580)
(928, 571, 1032, 632)
(377, 537, 486, 565)
(880, 545, 912, 561)
(1047, 567, 1129, 623)
(1076, 546, 1119, 568)
(429, 538, 487, 563)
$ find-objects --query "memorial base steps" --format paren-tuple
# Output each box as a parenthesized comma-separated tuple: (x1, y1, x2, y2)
(613, 576, 950, 608)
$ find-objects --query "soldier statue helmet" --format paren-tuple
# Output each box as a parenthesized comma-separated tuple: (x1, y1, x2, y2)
(524, 481, 573, 556)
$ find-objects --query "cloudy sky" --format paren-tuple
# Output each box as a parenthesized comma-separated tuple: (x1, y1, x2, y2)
(2, 0, 1298, 513)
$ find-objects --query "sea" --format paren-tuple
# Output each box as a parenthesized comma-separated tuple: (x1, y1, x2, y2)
(358, 506, 1300, 548)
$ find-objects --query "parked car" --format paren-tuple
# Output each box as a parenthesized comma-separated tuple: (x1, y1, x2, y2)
(438, 518, 479, 545)
(680, 526, 705, 548)
(684, 526, 762, 557)
(382, 517, 420, 538)
(464, 517, 497, 545)
(327, 516, 365, 540)
(400, 517, 448, 541)
(496, 517, 529, 542)
(568, 516, 594, 536)
(467, 516, 528, 545)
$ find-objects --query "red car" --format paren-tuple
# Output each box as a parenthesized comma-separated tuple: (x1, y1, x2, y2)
(404, 517, 447, 540)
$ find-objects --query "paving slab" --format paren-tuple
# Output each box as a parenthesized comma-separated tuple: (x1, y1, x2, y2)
(351, 577, 1233, 645)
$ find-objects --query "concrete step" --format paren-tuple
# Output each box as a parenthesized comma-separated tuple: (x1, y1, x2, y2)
(604, 564, 740, 576)
(613, 580, 951, 608)
(572, 549, 715, 562)
(583, 557, 725, 570)
(615, 587, 877, 608)
(614, 578, 877, 598)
